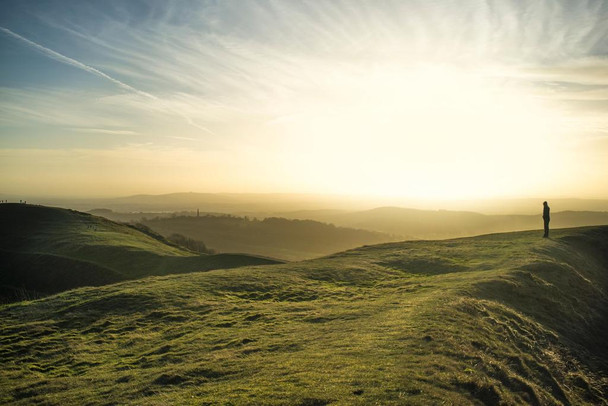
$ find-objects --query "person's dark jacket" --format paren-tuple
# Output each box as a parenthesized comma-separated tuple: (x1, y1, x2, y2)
(543, 205, 550, 221)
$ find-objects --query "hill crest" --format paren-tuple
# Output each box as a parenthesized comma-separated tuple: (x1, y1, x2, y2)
(0, 204, 281, 302)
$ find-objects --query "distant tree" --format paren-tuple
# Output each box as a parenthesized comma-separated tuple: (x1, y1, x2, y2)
(129, 222, 174, 246)
(167, 233, 216, 254)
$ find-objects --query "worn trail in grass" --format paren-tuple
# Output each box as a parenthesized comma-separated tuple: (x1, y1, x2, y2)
(1, 226, 607, 404)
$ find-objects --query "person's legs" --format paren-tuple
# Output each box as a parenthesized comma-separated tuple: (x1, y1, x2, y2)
(543, 220, 549, 238)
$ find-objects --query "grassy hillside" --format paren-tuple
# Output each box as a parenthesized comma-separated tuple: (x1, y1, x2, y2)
(142, 214, 397, 261)
(0, 204, 280, 302)
(1, 226, 606, 404)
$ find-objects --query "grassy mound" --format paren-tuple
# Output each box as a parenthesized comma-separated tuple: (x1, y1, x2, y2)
(0, 226, 607, 404)
(0, 204, 281, 302)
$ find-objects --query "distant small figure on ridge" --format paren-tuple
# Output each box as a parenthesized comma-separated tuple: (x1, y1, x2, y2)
(542, 201, 550, 238)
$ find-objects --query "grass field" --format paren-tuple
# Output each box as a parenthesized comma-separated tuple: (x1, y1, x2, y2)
(0, 204, 281, 302)
(0, 224, 607, 404)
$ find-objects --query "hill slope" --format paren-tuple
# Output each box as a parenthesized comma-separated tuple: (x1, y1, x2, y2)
(0, 204, 280, 302)
(1, 226, 607, 404)
(142, 214, 397, 261)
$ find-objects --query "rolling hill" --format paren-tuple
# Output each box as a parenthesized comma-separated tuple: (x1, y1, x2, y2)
(1, 226, 606, 404)
(0, 204, 281, 302)
(141, 214, 398, 261)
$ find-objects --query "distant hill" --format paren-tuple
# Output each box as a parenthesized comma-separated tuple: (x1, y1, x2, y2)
(1, 226, 606, 404)
(24, 192, 375, 213)
(0, 204, 281, 302)
(87, 208, 187, 223)
(142, 214, 398, 261)
(10, 192, 608, 215)
(87, 206, 608, 257)
(280, 206, 608, 239)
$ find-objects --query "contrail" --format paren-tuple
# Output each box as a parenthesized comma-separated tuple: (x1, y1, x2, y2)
(0, 26, 218, 136)
(0, 27, 154, 99)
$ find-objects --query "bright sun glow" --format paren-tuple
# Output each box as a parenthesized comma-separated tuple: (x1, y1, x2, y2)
(1, 1, 607, 200)
(275, 65, 562, 199)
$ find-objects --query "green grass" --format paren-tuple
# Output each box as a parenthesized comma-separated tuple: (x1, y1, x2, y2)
(1, 225, 607, 404)
(0, 204, 281, 301)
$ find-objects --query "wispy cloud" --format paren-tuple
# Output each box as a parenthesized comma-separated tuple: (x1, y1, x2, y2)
(0, 26, 218, 136)
(1, 1, 607, 198)
(169, 136, 197, 141)
(0, 26, 151, 96)
(520, 57, 608, 87)
(71, 128, 138, 136)
(4, 2, 608, 132)
(33, 1, 607, 118)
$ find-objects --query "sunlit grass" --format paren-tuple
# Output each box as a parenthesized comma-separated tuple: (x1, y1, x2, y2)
(1, 226, 606, 404)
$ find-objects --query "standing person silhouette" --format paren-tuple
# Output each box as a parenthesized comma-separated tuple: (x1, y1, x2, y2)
(542, 201, 550, 238)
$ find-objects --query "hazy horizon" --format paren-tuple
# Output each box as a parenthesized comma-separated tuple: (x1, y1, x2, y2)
(5, 189, 608, 201)
(1, 1, 607, 199)
(3, 190, 608, 217)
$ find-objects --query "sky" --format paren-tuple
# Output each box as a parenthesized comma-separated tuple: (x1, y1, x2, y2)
(1, 0, 607, 199)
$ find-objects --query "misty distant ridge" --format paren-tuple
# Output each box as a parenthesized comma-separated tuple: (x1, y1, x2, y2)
(14, 192, 374, 214)
(281, 206, 608, 239)
(86, 203, 608, 260)
(5, 192, 608, 253)
(5, 192, 608, 215)
(139, 214, 395, 261)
